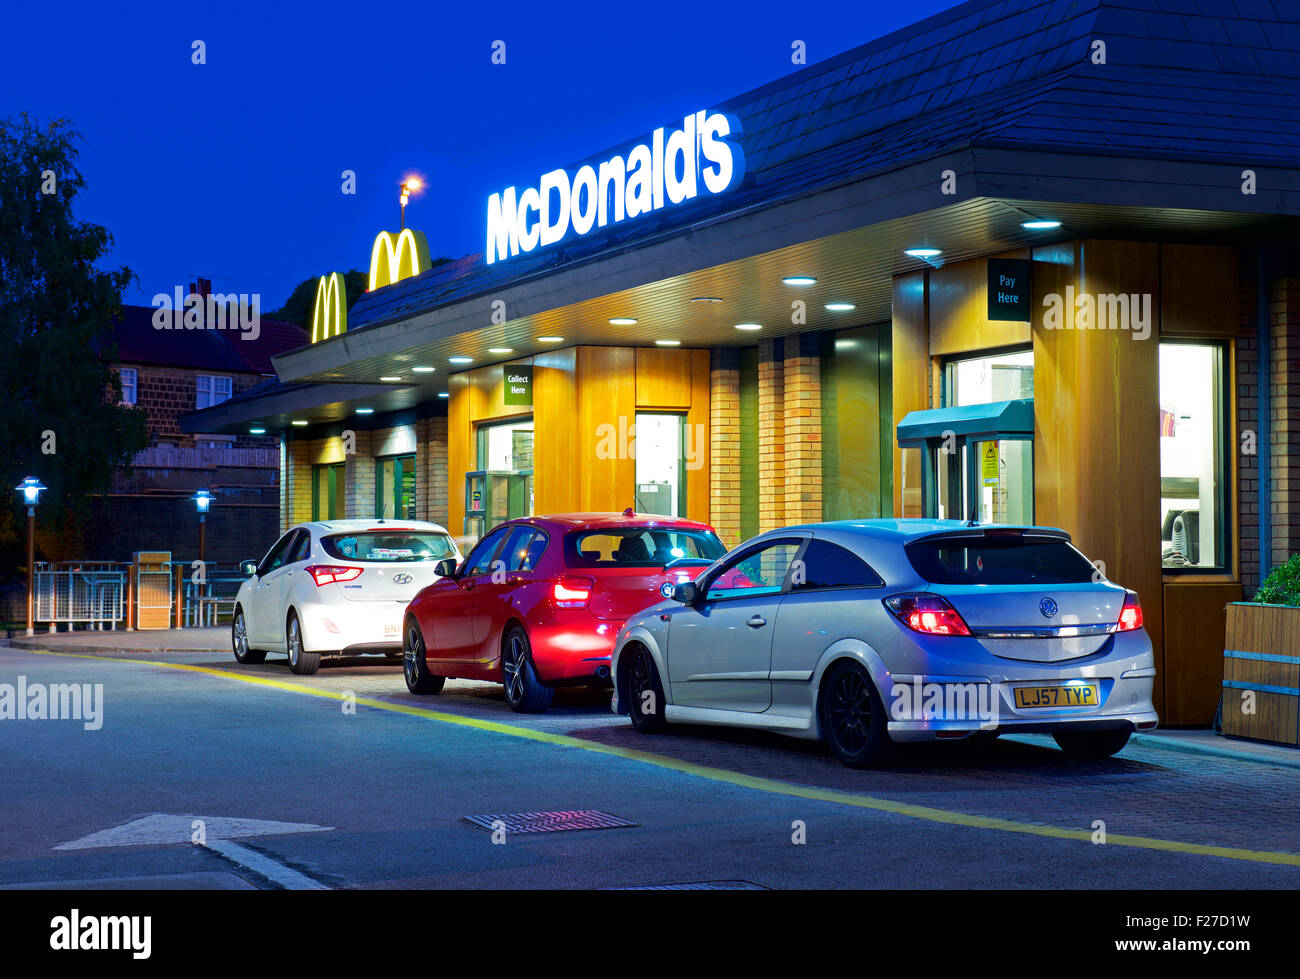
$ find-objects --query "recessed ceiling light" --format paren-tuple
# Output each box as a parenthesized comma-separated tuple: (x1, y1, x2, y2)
(249, 427, 266, 435)
(291, 420, 308, 427)
(448, 356, 473, 365)
(437, 392, 449, 399)
(655, 339, 681, 346)
(380, 376, 402, 382)
(690, 297, 723, 304)
(356, 407, 374, 415)
(904, 248, 942, 259)
(735, 323, 762, 331)
(782, 276, 817, 286)
(609, 317, 638, 326)
(488, 347, 514, 354)
(1021, 219, 1061, 230)
(412, 365, 435, 373)
(825, 303, 856, 312)
(538, 336, 564, 343)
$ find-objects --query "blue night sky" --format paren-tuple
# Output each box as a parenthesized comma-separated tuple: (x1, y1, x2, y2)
(3, 0, 955, 310)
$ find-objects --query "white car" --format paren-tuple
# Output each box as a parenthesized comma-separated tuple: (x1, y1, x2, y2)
(231, 519, 462, 675)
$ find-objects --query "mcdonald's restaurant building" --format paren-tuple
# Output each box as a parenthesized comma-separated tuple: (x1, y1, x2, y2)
(185, 0, 1300, 726)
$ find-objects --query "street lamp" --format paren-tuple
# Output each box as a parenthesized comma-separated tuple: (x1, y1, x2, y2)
(399, 176, 422, 230)
(192, 489, 213, 567)
(15, 477, 46, 636)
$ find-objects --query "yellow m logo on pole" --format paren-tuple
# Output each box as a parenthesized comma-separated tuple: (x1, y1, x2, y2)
(369, 228, 431, 291)
(311, 272, 347, 343)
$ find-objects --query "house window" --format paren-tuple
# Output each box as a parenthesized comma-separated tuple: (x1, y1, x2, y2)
(196, 374, 233, 409)
(1159, 342, 1229, 571)
(376, 454, 417, 520)
(119, 367, 137, 405)
(634, 412, 687, 517)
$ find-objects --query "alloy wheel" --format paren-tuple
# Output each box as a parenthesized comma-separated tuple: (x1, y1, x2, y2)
(503, 635, 526, 705)
(288, 618, 300, 667)
(404, 625, 421, 687)
(828, 668, 871, 754)
(233, 613, 248, 658)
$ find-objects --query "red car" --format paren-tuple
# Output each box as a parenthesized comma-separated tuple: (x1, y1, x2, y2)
(402, 512, 726, 711)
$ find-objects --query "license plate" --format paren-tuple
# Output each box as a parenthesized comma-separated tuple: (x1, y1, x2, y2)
(1014, 683, 1098, 709)
(384, 623, 398, 637)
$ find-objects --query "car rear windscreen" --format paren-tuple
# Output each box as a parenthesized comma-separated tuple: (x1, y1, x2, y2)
(905, 534, 1097, 585)
(564, 527, 726, 568)
(321, 531, 457, 563)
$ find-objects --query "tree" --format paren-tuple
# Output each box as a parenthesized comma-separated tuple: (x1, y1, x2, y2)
(0, 114, 148, 567)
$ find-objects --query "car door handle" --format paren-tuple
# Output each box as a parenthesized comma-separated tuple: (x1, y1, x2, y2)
(746, 615, 767, 628)
(461, 580, 475, 591)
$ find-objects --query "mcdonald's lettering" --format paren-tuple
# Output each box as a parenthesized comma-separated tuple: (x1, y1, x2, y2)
(369, 228, 432, 291)
(311, 272, 347, 343)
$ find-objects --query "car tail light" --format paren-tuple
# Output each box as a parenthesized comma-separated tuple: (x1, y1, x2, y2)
(553, 575, 594, 608)
(884, 593, 972, 636)
(305, 565, 363, 587)
(1117, 591, 1143, 632)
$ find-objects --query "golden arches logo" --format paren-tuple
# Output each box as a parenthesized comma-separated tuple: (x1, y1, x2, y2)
(311, 272, 347, 344)
(369, 228, 431, 291)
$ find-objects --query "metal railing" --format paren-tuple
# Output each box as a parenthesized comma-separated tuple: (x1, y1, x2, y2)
(33, 563, 127, 628)
(183, 568, 246, 627)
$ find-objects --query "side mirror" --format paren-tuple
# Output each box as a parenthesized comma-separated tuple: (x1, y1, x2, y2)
(240, 559, 258, 577)
(434, 558, 459, 578)
(671, 581, 699, 605)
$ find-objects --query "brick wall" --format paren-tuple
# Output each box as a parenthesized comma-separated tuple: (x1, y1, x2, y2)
(757, 340, 786, 533)
(420, 415, 450, 529)
(709, 349, 742, 547)
(1237, 284, 1260, 591)
(783, 334, 823, 525)
(1269, 278, 1300, 573)
(121, 364, 276, 450)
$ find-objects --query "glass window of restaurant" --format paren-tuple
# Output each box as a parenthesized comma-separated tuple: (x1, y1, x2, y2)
(941, 348, 1034, 525)
(634, 412, 686, 517)
(1159, 341, 1228, 570)
(473, 416, 534, 523)
(312, 462, 345, 521)
(376, 454, 417, 520)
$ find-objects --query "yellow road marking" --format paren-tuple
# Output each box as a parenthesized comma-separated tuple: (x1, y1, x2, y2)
(17, 647, 1300, 868)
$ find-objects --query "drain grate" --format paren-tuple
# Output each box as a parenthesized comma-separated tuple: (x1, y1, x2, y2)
(461, 810, 637, 834)
(606, 880, 770, 891)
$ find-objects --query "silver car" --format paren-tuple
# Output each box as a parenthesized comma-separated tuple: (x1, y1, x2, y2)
(609, 519, 1158, 767)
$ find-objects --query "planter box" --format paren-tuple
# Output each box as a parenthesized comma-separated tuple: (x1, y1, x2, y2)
(1222, 602, 1300, 746)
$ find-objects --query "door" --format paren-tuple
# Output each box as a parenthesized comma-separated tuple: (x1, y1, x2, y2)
(250, 530, 305, 645)
(430, 525, 511, 668)
(468, 524, 541, 668)
(666, 537, 806, 712)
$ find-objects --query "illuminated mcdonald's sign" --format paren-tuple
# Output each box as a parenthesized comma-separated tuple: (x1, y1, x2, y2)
(311, 272, 347, 344)
(369, 228, 431, 291)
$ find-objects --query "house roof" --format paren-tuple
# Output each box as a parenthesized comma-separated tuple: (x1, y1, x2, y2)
(336, 0, 1300, 337)
(109, 304, 308, 374)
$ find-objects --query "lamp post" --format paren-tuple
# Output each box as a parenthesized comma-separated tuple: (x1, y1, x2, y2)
(192, 489, 213, 567)
(15, 477, 46, 636)
(399, 176, 422, 230)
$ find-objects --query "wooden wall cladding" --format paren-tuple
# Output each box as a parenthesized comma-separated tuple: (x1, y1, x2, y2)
(1222, 602, 1300, 745)
(1163, 580, 1242, 725)
(1161, 244, 1239, 338)
(928, 248, 1033, 357)
(1034, 239, 1165, 713)
(891, 271, 929, 517)
(577, 346, 637, 514)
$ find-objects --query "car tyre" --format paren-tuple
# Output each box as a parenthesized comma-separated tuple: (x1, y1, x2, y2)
(286, 612, 320, 676)
(403, 618, 445, 695)
(1052, 728, 1131, 758)
(626, 644, 667, 734)
(501, 626, 553, 713)
(231, 607, 265, 664)
(820, 659, 894, 768)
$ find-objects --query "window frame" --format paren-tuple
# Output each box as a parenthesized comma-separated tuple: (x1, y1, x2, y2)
(118, 367, 137, 405)
(697, 535, 810, 604)
(195, 373, 234, 410)
(1158, 338, 1232, 576)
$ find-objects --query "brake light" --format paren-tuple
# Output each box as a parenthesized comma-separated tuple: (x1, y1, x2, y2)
(305, 565, 363, 587)
(1117, 591, 1143, 632)
(553, 575, 594, 608)
(884, 594, 972, 636)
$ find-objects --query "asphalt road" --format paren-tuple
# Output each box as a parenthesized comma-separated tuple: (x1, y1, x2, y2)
(2, 644, 1298, 890)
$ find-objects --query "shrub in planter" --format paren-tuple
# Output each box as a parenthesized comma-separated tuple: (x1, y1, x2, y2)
(1252, 554, 1300, 607)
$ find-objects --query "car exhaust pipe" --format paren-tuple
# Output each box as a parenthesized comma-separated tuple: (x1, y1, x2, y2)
(595, 665, 611, 680)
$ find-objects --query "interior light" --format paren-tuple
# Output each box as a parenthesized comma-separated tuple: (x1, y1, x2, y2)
(448, 356, 473, 364)
(1021, 220, 1062, 230)
(488, 347, 514, 354)
(412, 366, 435, 373)
(609, 317, 638, 325)
(825, 303, 856, 312)
(291, 420, 308, 427)
(782, 276, 817, 286)
(905, 248, 942, 259)
(538, 336, 564, 343)
(734, 323, 762, 331)
(655, 339, 681, 346)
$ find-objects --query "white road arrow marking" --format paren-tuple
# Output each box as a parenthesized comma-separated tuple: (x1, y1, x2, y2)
(55, 813, 334, 890)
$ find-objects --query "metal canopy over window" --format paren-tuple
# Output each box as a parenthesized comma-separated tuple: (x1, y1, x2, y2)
(896, 399, 1034, 523)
